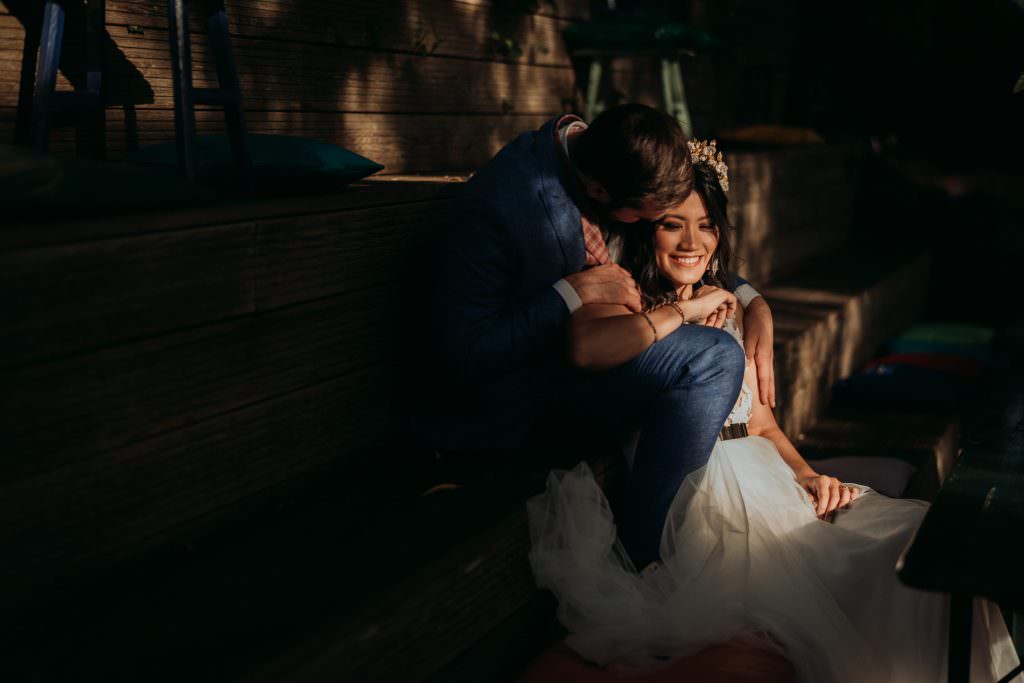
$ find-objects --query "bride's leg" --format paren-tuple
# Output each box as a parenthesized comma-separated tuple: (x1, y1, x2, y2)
(550, 324, 744, 568)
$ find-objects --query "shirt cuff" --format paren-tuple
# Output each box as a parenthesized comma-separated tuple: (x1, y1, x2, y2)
(552, 278, 583, 313)
(735, 283, 761, 309)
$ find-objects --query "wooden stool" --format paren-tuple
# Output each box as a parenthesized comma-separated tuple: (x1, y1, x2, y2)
(30, 0, 105, 157)
(563, 7, 718, 136)
(167, 0, 251, 182)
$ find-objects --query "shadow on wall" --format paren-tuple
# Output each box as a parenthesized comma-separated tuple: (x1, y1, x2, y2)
(235, 0, 583, 172)
(4, 0, 154, 152)
(1, 0, 665, 172)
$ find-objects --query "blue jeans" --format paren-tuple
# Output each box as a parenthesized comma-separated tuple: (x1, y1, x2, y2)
(549, 324, 745, 569)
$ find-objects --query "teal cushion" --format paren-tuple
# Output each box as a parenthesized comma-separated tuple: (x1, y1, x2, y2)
(564, 19, 717, 52)
(0, 144, 214, 215)
(897, 324, 995, 347)
(127, 134, 384, 185)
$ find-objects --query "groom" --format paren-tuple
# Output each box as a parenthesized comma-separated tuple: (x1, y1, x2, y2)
(431, 104, 776, 567)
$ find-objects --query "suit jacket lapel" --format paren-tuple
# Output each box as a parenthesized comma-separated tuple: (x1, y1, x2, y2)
(535, 117, 586, 274)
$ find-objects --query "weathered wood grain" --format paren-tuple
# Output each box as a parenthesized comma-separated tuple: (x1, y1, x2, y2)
(0, 0, 684, 173)
(0, 25, 587, 114)
(102, 0, 586, 65)
(768, 251, 932, 438)
(0, 361, 406, 592)
(246, 451, 621, 683)
(1, 106, 554, 172)
(1, 178, 459, 248)
(1, 279, 426, 483)
(0, 196, 451, 365)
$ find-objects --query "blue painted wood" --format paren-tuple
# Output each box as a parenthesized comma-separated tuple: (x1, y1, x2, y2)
(30, 0, 106, 156)
(167, 0, 198, 180)
(30, 1, 65, 152)
(167, 0, 251, 185)
(85, 0, 105, 158)
(206, 1, 251, 184)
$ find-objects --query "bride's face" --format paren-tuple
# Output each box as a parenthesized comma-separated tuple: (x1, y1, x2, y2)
(653, 191, 719, 290)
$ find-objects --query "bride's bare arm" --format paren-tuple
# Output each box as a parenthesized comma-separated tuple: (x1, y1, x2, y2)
(566, 286, 738, 370)
(566, 303, 685, 371)
(740, 308, 859, 517)
(742, 348, 817, 480)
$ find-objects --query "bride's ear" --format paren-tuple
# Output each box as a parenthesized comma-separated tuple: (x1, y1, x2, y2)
(581, 176, 610, 204)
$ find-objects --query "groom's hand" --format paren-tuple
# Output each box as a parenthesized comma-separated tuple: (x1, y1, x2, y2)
(564, 265, 642, 312)
(743, 297, 776, 408)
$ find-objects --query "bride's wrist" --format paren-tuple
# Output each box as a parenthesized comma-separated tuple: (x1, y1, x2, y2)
(667, 300, 688, 324)
(670, 299, 699, 324)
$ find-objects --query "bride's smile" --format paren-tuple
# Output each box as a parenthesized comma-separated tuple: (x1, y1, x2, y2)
(654, 190, 719, 290)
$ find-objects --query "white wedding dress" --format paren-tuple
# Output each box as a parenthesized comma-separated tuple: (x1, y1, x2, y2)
(526, 324, 1020, 682)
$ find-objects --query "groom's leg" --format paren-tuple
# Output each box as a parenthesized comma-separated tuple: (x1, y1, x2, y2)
(549, 325, 745, 568)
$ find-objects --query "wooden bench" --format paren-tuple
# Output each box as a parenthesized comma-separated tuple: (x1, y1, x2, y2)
(0, 145, 941, 681)
(896, 362, 1024, 682)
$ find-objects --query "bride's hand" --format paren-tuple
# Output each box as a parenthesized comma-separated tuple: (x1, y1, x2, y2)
(678, 285, 736, 327)
(798, 473, 859, 520)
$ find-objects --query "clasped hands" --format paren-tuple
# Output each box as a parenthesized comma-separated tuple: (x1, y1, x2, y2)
(565, 264, 776, 406)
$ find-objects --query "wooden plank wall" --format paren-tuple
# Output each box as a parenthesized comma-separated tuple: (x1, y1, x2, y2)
(0, 143, 856, 599)
(0, 0, 715, 173)
(0, 0, 845, 608)
(0, 181, 461, 599)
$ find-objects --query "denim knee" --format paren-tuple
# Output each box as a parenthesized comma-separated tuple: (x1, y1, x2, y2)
(656, 325, 745, 387)
(708, 329, 746, 384)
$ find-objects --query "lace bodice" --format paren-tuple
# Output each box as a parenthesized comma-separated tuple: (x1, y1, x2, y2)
(721, 317, 753, 427)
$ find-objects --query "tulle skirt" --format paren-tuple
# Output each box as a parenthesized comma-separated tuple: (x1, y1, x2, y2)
(526, 435, 1020, 682)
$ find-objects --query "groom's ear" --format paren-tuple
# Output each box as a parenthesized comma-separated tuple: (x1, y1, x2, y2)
(582, 177, 610, 204)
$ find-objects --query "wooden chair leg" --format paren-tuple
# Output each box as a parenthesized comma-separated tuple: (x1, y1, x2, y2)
(168, 0, 198, 180)
(661, 58, 693, 137)
(584, 59, 605, 123)
(205, 0, 251, 181)
(31, 0, 65, 153)
(84, 0, 105, 159)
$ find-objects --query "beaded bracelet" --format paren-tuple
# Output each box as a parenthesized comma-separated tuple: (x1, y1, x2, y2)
(668, 300, 687, 323)
(639, 311, 658, 343)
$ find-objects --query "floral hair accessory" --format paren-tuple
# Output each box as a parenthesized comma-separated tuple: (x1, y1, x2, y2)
(687, 138, 729, 192)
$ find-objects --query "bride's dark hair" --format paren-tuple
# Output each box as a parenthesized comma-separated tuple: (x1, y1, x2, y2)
(620, 161, 735, 310)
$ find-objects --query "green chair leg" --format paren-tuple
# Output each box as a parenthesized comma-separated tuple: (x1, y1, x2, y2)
(584, 59, 604, 123)
(661, 58, 693, 137)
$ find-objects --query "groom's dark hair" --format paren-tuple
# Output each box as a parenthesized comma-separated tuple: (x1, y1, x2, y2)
(573, 104, 693, 210)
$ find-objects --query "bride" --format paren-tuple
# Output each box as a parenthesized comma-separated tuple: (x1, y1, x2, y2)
(525, 141, 1020, 682)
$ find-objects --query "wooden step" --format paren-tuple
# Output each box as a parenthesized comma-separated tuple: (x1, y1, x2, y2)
(796, 407, 960, 501)
(0, 146, 859, 603)
(244, 250, 934, 682)
(1, 447, 621, 683)
(767, 249, 932, 439)
(0, 150, 897, 680)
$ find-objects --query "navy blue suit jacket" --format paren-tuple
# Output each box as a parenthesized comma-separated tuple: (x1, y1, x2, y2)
(429, 116, 747, 448)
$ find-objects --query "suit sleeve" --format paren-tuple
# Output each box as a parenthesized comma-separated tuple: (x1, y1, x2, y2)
(435, 201, 570, 385)
(730, 275, 763, 308)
